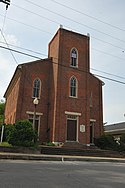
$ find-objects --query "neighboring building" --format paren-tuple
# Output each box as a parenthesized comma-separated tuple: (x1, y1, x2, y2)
(104, 122, 125, 140)
(4, 27, 104, 145)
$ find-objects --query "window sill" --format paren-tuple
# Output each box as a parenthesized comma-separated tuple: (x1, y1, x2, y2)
(69, 96, 78, 99)
(70, 65, 78, 69)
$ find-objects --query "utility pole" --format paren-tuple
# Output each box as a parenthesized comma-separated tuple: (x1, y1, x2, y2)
(0, 0, 10, 10)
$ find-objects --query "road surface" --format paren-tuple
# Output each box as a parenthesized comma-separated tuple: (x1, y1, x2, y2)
(0, 160, 125, 188)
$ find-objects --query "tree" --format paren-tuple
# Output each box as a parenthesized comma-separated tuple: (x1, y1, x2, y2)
(0, 99, 5, 125)
(7, 120, 38, 147)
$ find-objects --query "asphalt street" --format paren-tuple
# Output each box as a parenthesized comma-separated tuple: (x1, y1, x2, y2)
(0, 160, 125, 188)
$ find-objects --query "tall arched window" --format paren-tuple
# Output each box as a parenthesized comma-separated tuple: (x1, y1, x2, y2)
(70, 76, 78, 97)
(70, 48, 78, 67)
(32, 78, 41, 98)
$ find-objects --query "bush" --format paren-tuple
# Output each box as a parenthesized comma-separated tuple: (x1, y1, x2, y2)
(7, 120, 37, 147)
(118, 134, 125, 152)
(94, 134, 118, 150)
(120, 134, 125, 143)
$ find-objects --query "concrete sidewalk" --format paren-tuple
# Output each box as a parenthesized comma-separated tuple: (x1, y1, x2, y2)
(0, 152, 125, 163)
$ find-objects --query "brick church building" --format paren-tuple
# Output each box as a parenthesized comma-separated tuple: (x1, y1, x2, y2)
(4, 27, 104, 146)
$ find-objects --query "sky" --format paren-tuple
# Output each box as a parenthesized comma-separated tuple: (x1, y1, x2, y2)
(0, 0, 125, 125)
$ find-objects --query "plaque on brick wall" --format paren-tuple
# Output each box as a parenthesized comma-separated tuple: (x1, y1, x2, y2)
(80, 124, 85, 132)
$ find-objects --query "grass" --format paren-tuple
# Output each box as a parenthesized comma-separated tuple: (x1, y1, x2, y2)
(0, 142, 12, 147)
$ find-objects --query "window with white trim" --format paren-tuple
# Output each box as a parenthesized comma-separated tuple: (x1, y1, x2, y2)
(70, 76, 78, 97)
(70, 48, 78, 67)
(28, 114, 40, 135)
(32, 78, 41, 98)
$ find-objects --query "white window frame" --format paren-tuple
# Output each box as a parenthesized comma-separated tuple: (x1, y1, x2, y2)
(70, 48, 78, 68)
(32, 78, 41, 99)
(69, 76, 78, 98)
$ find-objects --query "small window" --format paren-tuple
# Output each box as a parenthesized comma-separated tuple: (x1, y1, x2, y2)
(28, 114, 40, 135)
(70, 48, 78, 67)
(70, 76, 78, 97)
(32, 78, 41, 98)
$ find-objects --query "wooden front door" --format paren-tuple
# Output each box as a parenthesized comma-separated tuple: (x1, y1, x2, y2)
(67, 119, 77, 141)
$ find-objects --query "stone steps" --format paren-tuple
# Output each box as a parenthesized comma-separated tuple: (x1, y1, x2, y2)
(40, 146, 125, 158)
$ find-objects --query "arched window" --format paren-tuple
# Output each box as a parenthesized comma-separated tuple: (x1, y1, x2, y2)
(70, 76, 78, 97)
(70, 48, 78, 67)
(32, 78, 41, 98)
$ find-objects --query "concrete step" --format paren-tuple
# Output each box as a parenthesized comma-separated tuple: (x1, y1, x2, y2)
(40, 146, 125, 158)
(62, 141, 98, 149)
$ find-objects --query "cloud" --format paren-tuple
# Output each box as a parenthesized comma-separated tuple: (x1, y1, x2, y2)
(0, 32, 20, 46)
(0, 56, 16, 99)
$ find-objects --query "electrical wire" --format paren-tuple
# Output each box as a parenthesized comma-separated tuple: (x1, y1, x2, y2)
(1, 40, 125, 63)
(0, 13, 53, 35)
(18, 1, 125, 43)
(94, 74, 125, 85)
(0, 12, 124, 53)
(0, 44, 125, 85)
(0, 1, 125, 84)
(0, 29, 18, 65)
(49, 0, 125, 32)
(92, 48, 125, 62)
(91, 68, 125, 80)
(0, 41, 48, 56)
(0, 45, 42, 60)
(12, 3, 64, 28)
(1, 8, 7, 33)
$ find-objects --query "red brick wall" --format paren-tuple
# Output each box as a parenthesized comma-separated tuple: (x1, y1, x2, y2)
(48, 28, 103, 144)
(89, 74, 103, 137)
(4, 70, 21, 124)
(15, 60, 52, 142)
(4, 28, 103, 145)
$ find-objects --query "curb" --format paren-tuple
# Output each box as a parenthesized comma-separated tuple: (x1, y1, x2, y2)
(0, 153, 125, 163)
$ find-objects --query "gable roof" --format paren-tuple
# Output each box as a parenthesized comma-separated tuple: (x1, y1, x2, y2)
(4, 58, 52, 98)
(104, 122, 125, 133)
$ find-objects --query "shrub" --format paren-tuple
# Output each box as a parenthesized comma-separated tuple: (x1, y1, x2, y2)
(120, 134, 125, 143)
(118, 134, 125, 152)
(94, 134, 118, 150)
(7, 120, 37, 147)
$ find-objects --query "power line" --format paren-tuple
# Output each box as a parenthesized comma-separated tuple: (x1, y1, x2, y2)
(49, 0, 125, 32)
(20, 0, 125, 43)
(0, 13, 52, 35)
(1, 40, 125, 80)
(1, 40, 125, 63)
(0, 30, 125, 81)
(0, 12, 124, 53)
(92, 48, 125, 62)
(1, 8, 7, 33)
(94, 74, 125, 85)
(0, 41, 48, 57)
(0, 0, 10, 10)
(92, 36, 125, 51)
(12, 3, 63, 28)
(0, 44, 125, 85)
(0, 29, 18, 65)
(0, 45, 42, 60)
(0, 2, 125, 84)
(91, 68, 125, 80)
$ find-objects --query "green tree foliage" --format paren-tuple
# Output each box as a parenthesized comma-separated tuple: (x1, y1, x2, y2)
(0, 100, 5, 125)
(0, 124, 14, 142)
(6, 120, 37, 147)
(119, 134, 125, 152)
(94, 134, 118, 150)
(120, 133, 125, 143)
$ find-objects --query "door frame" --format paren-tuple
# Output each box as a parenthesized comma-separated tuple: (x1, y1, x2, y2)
(65, 111, 81, 142)
(90, 119, 96, 144)
(66, 116, 77, 141)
